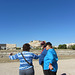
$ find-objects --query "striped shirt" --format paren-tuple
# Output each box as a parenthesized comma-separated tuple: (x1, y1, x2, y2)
(9, 51, 39, 70)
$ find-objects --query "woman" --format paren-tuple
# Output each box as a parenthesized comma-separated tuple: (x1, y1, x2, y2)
(44, 42, 58, 75)
(9, 43, 39, 75)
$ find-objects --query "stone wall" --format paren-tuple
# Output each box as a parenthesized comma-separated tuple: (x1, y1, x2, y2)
(6, 44, 16, 50)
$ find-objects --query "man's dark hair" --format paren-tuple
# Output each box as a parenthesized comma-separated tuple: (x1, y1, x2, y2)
(41, 41, 46, 45)
(46, 42, 52, 47)
(23, 43, 31, 51)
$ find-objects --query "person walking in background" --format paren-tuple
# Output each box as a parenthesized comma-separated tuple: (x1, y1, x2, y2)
(44, 42, 58, 75)
(39, 41, 48, 69)
(9, 43, 39, 75)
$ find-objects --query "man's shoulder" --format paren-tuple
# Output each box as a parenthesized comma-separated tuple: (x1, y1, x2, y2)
(42, 48, 47, 52)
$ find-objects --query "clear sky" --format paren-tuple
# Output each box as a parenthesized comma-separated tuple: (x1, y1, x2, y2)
(0, 0, 75, 47)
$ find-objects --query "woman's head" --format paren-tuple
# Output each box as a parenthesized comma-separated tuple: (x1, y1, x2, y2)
(23, 43, 31, 51)
(45, 42, 52, 50)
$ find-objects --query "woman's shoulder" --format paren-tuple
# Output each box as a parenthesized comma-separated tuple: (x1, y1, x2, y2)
(22, 51, 33, 54)
(26, 51, 35, 55)
(48, 48, 55, 52)
(48, 49, 57, 55)
(48, 48, 53, 51)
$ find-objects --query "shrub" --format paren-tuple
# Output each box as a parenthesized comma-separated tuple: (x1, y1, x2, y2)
(16, 47, 21, 50)
(53, 46, 57, 49)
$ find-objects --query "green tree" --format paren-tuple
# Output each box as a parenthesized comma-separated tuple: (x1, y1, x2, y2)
(58, 44, 67, 49)
(71, 45, 75, 50)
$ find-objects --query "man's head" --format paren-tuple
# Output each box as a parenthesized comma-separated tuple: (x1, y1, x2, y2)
(41, 41, 46, 49)
(45, 42, 52, 50)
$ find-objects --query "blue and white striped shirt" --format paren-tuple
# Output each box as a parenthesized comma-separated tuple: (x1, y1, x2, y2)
(9, 51, 39, 70)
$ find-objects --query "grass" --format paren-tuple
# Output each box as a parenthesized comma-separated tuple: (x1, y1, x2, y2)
(0, 49, 75, 63)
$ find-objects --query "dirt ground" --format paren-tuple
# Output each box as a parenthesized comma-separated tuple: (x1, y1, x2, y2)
(0, 59, 75, 75)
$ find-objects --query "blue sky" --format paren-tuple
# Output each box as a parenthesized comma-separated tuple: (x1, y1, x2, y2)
(0, 0, 75, 47)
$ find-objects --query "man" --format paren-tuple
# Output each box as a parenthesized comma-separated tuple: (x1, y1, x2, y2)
(39, 41, 48, 68)
(44, 42, 58, 75)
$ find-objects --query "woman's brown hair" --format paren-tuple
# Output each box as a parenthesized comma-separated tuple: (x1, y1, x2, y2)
(23, 43, 31, 51)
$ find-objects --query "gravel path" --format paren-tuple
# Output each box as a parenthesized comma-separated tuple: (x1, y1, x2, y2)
(0, 59, 75, 75)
